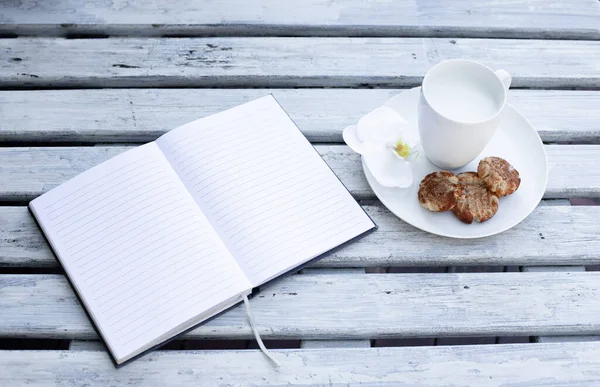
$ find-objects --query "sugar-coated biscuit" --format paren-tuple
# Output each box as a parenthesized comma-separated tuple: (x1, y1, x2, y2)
(418, 171, 462, 212)
(452, 172, 499, 224)
(477, 156, 521, 197)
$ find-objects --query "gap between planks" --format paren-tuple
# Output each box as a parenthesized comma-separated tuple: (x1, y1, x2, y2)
(1, 0, 599, 40)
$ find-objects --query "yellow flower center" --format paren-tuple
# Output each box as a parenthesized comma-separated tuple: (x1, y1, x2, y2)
(394, 140, 410, 158)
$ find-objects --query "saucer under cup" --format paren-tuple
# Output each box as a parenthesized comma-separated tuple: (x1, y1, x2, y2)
(362, 87, 548, 239)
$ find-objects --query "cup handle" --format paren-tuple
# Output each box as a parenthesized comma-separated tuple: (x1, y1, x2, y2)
(495, 69, 512, 90)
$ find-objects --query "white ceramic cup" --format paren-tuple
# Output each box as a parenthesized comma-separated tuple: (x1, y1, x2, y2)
(418, 59, 511, 170)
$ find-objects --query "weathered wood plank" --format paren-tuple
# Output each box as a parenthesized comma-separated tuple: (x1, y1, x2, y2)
(3, 203, 600, 268)
(537, 336, 600, 343)
(300, 268, 365, 275)
(521, 265, 600, 344)
(2, 272, 600, 340)
(2, 89, 600, 144)
(299, 268, 371, 349)
(5, 343, 600, 386)
(522, 266, 586, 273)
(68, 341, 104, 351)
(1, 0, 599, 39)
(539, 200, 572, 206)
(2, 38, 600, 88)
(0, 145, 598, 202)
(300, 340, 370, 349)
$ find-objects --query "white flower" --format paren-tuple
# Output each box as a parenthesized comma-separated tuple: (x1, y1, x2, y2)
(342, 106, 419, 188)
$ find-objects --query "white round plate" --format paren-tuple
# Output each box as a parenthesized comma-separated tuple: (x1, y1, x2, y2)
(363, 87, 548, 239)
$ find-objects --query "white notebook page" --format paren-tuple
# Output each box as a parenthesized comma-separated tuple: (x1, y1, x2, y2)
(157, 95, 375, 286)
(30, 143, 251, 363)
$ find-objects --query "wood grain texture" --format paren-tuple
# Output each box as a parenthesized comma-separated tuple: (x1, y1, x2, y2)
(299, 269, 371, 348)
(2, 38, 600, 88)
(6, 343, 600, 386)
(1, 0, 599, 39)
(68, 341, 104, 351)
(521, 265, 594, 343)
(523, 266, 586, 273)
(522, 264, 600, 344)
(300, 340, 370, 349)
(0, 145, 599, 202)
(2, 89, 600, 144)
(3, 202, 600, 268)
(537, 336, 600, 343)
(2, 272, 600, 340)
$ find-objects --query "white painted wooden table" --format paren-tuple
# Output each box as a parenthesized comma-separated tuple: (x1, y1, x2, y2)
(2, 1, 600, 385)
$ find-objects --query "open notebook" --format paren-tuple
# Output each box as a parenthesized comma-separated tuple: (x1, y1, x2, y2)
(29, 95, 376, 366)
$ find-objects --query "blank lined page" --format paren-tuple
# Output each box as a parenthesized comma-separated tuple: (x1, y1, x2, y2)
(157, 95, 375, 286)
(30, 143, 251, 363)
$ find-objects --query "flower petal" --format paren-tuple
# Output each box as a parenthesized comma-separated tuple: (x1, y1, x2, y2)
(342, 125, 366, 154)
(399, 125, 420, 147)
(363, 148, 413, 188)
(356, 106, 410, 145)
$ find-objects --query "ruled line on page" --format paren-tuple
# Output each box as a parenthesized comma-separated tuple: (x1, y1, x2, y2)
(106, 269, 228, 329)
(195, 148, 301, 199)
(54, 182, 176, 234)
(85, 231, 214, 291)
(45, 160, 155, 216)
(42, 157, 151, 211)
(169, 106, 272, 156)
(179, 128, 281, 173)
(204, 161, 322, 211)
(55, 183, 175, 239)
(219, 179, 332, 234)
(182, 136, 291, 183)
(212, 172, 326, 225)
(48, 164, 160, 224)
(241, 200, 347, 260)
(60, 188, 179, 248)
(63, 193, 185, 249)
(187, 137, 295, 189)
(104, 257, 224, 320)
(176, 124, 282, 170)
(225, 185, 339, 242)
(69, 202, 190, 259)
(96, 245, 219, 314)
(89, 231, 215, 293)
(231, 195, 346, 252)
(246, 217, 361, 272)
(117, 283, 230, 344)
(76, 211, 196, 274)
(48, 167, 167, 222)
(205, 164, 317, 212)
(113, 273, 229, 335)
(102, 250, 223, 321)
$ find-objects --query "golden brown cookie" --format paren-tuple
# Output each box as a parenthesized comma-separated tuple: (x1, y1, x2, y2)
(418, 171, 462, 212)
(452, 172, 499, 224)
(477, 157, 521, 197)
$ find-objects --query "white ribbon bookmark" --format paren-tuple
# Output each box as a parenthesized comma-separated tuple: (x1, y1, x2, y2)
(242, 295, 282, 367)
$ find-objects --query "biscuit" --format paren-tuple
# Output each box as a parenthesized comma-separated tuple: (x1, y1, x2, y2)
(418, 171, 462, 212)
(452, 172, 499, 224)
(477, 157, 520, 197)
